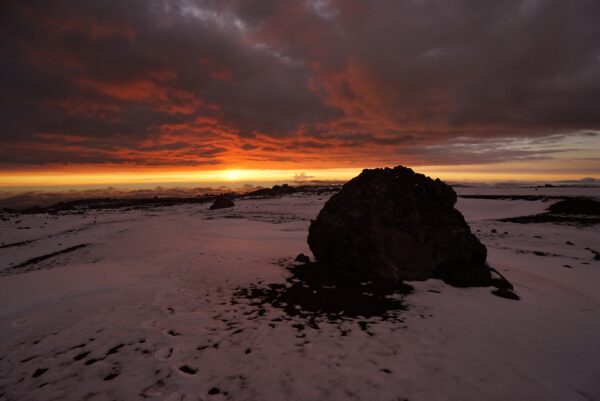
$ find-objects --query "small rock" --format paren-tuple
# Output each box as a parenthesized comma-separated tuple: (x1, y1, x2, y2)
(492, 288, 520, 300)
(294, 253, 310, 264)
(179, 365, 197, 375)
(489, 268, 514, 290)
(209, 197, 235, 210)
(208, 387, 221, 395)
(491, 229, 497, 233)
(32, 368, 48, 378)
(566, 241, 574, 246)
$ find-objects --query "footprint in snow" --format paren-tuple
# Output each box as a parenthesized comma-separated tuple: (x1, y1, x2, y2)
(154, 347, 174, 361)
(11, 318, 30, 327)
(164, 391, 202, 401)
(164, 329, 182, 337)
(141, 319, 158, 330)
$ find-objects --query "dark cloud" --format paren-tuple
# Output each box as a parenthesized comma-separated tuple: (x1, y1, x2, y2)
(1, 0, 599, 168)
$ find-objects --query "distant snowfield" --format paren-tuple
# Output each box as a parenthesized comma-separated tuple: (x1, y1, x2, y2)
(1, 188, 599, 401)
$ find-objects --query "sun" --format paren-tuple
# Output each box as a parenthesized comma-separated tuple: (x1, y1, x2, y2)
(223, 169, 243, 181)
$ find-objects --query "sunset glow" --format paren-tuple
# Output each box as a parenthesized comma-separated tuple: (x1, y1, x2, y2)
(1, 1, 599, 191)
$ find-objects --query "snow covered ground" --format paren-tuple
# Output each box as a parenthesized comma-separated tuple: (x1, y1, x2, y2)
(0, 188, 599, 401)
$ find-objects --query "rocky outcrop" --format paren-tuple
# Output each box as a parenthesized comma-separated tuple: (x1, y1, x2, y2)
(307, 165, 491, 287)
(209, 197, 235, 210)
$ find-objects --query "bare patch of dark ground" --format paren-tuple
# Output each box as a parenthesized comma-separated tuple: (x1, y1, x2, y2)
(499, 198, 600, 226)
(234, 261, 412, 324)
(1, 244, 90, 275)
(234, 257, 519, 323)
(4, 184, 341, 214)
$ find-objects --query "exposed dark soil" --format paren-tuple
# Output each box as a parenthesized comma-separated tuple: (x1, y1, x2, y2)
(498, 197, 600, 226)
(500, 215, 600, 225)
(460, 195, 561, 201)
(2, 244, 89, 274)
(7, 184, 341, 214)
(234, 261, 412, 323)
(548, 198, 600, 215)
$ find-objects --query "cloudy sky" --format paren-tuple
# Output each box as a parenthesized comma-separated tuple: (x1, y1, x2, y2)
(1, 0, 599, 186)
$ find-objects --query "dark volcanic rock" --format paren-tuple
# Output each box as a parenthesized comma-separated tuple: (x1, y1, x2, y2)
(491, 288, 520, 300)
(209, 197, 235, 210)
(548, 198, 600, 215)
(295, 253, 311, 264)
(246, 184, 297, 197)
(307, 165, 490, 287)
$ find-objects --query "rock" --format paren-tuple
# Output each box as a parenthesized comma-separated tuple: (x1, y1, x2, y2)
(307, 165, 490, 287)
(295, 253, 311, 264)
(209, 197, 234, 210)
(489, 267, 514, 290)
(491, 288, 520, 300)
(566, 241, 574, 246)
(20, 205, 44, 214)
(208, 387, 221, 395)
(549, 198, 600, 215)
(247, 184, 297, 197)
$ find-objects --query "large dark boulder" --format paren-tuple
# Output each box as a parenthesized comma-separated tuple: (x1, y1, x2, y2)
(209, 197, 235, 210)
(307, 166, 491, 287)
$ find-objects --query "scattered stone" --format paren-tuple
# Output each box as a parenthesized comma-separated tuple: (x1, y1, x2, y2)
(308, 166, 491, 287)
(566, 241, 574, 246)
(208, 387, 221, 395)
(209, 197, 235, 210)
(32, 368, 47, 378)
(491, 229, 498, 233)
(492, 288, 520, 300)
(179, 365, 197, 375)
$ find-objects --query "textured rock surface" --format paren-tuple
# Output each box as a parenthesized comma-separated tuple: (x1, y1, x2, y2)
(209, 197, 235, 210)
(307, 165, 490, 287)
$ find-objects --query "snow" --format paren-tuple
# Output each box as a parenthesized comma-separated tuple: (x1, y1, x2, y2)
(0, 190, 599, 401)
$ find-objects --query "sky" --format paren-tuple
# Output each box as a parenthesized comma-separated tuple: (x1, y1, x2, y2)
(1, 0, 599, 190)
